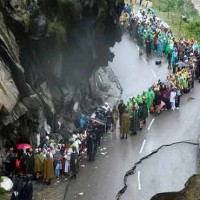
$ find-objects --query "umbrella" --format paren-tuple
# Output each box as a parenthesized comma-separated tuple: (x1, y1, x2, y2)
(54, 151, 63, 161)
(176, 61, 189, 67)
(16, 143, 32, 150)
(92, 118, 105, 125)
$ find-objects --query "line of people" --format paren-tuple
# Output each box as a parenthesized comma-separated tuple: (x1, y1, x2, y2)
(121, 3, 200, 74)
(2, 121, 107, 185)
(117, 3, 200, 139)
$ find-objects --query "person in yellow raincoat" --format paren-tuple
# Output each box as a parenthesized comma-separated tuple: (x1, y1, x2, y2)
(43, 153, 54, 185)
(112, 105, 119, 131)
(120, 109, 130, 139)
(34, 148, 44, 181)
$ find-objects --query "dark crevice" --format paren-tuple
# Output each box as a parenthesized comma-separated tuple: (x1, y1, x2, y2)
(115, 141, 199, 200)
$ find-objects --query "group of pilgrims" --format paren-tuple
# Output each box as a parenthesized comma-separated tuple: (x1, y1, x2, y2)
(3, 124, 105, 186)
(3, 2, 200, 192)
(118, 3, 200, 139)
(120, 3, 200, 69)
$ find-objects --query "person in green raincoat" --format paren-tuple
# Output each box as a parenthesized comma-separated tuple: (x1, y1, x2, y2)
(146, 88, 155, 110)
(179, 72, 187, 90)
(138, 97, 148, 129)
(142, 97, 148, 124)
(136, 94, 142, 105)
(129, 103, 140, 135)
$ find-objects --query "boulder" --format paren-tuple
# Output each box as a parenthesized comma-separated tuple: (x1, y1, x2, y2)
(0, 60, 19, 113)
(0, 176, 13, 191)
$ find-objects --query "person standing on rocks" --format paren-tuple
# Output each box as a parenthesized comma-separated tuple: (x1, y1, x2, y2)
(118, 100, 126, 127)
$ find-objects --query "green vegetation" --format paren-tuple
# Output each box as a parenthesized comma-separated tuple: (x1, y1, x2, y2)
(182, 18, 200, 42)
(47, 19, 67, 42)
(0, 187, 6, 195)
(22, 13, 30, 31)
(151, 0, 200, 41)
(152, 0, 198, 17)
(0, 177, 6, 195)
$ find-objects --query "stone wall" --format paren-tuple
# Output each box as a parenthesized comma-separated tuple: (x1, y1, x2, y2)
(0, 0, 124, 153)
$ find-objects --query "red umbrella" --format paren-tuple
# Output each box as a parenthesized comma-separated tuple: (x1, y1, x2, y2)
(16, 143, 32, 150)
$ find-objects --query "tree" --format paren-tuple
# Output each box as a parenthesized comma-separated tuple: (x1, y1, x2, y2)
(182, 17, 200, 42)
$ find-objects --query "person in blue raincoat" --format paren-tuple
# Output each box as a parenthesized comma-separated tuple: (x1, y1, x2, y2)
(156, 35, 163, 57)
(79, 114, 86, 131)
(171, 48, 178, 74)
(193, 41, 199, 56)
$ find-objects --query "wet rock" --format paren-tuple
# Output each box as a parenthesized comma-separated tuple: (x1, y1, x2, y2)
(0, 0, 124, 149)
(0, 60, 19, 113)
(29, 14, 47, 40)
(22, 94, 41, 110)
(150, 175, 200, 200)
(39, 82, 55, 115)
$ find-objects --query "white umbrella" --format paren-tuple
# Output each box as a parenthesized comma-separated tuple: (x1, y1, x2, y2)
(0, 176, 13, 191)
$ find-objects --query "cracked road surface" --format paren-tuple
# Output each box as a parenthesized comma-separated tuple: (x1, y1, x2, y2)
(64, 34, 200, 200)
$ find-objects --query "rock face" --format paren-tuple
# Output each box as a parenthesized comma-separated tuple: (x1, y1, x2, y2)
(0, 0, 124, 151)
(150, 175, 200, 200)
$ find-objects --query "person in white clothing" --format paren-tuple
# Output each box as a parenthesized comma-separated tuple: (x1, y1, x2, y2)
(73, 137, 81, 155)
(64, 145, 72, 174)
(170, 88, 176, 110)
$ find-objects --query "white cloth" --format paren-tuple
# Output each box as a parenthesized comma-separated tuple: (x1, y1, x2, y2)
(64, 148, 72, 173)
(73, 139, 81, 154)
(64, 148, 72, 161)
(64, 160, 70, 173)
(170, 91, 176, 103)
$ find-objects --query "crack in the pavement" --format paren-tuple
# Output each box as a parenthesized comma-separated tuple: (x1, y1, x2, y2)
(115, 141, 199, 200)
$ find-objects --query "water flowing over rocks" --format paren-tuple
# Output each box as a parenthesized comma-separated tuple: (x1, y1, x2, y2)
(0, 0, 124, 155)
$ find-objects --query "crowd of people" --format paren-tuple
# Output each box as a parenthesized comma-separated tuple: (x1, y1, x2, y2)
(118, 3, 200, 139)
(121, 3, 200, 72)
(2, 2, 200, 192)
(2, 121, 107, 185)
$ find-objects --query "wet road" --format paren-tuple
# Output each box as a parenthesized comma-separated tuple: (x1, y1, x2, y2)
(65, 33, 200, 200)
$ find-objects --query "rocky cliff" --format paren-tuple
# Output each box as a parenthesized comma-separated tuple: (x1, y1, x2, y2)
(0, 0, 124, 149)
